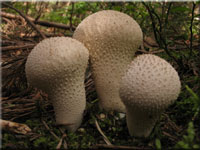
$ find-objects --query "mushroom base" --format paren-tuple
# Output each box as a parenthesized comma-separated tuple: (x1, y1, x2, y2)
(92, 64, 127, 113)
(98, 96, 126, 113)
(54, 110, 84, 132)
(126, 107, 161, 137)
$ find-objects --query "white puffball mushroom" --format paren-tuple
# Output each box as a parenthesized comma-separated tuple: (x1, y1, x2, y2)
(25, 37, 89, 132)
(119, 54, 181, 137)
(73, 10, 143, 112)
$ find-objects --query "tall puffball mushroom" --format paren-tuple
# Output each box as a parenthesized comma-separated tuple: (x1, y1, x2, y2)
(73, 10, 143, 112)
(119, 54, 181, 137)
(25, 37, 89, 132)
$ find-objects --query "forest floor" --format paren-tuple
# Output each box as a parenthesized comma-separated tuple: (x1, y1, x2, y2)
(1, 4, 200, 150)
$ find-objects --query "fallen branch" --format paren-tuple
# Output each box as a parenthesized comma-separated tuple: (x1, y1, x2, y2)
(1, 11, 75, 31)
(35, 19, 75, 31)
(2, 3, 46, 39)
(91, 144, 151, 150)
(0, 119, 31, 134)
(1, 11, 23, 20)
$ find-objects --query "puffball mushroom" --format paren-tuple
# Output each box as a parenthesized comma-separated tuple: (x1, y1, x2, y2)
(73, 10, 143, 112)
(119, 54, 181, 137)
(25, 37, 89, 132)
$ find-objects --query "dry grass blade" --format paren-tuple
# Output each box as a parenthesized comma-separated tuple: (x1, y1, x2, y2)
(95, 119, 112, 145)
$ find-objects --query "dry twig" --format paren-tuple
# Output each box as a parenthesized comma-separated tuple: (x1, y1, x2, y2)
(189, 2, 196, 60)
(92, 144, 150, 150)
(41, 119, 59, 140)
(58, 127, 68, 149)
(2, 44, 36, 52)
(56, 133, 67, 150)
(0, 119, 31, 134)
(1, 11, 75, 31)
(142, 2, 184, 69)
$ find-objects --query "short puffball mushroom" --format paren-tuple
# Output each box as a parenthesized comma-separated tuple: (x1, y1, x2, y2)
(73, 10, 143, 112)
(25, 37, 89, 132)
(119, 54, 181, 137)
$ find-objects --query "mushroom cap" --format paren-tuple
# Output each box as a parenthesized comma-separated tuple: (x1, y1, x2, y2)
(25, 37, 89, 132)
(73, 10, 143, 112)
(120, 54, 181, 112)
(26, 37, 89, 93)
(73, 10, 142, 54)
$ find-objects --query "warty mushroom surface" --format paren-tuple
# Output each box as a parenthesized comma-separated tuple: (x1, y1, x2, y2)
(119, 54, 181, 137)
(25, 37, 89, 132)
(73, 10, 143, 112)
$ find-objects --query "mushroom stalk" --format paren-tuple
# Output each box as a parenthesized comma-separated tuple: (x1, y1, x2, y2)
(48, 73, 86, 131)
(126, 107, 160, 137)
(73, 10, 143, 112)
(25, 37, 89, 132)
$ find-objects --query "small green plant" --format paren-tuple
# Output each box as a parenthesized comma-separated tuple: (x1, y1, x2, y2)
(33, 137, 47, 147)
(175, 122, 200, 149)
(155, 138, 162, 150)
(185, 85, 200, 119)
(174, 85, 200, 149)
